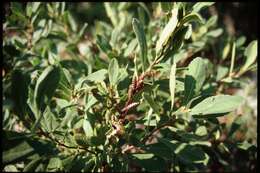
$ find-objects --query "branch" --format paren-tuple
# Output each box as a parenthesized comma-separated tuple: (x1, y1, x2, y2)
(38, 128, 97, 155)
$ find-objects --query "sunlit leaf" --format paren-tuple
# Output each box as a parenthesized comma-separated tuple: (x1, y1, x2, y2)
(108, 58, 119, 86)
(190, 95, 244, 117)
(169, 61, 176, 110)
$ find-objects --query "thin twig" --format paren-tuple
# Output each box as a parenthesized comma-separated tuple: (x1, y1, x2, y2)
(38, 128, 97, 155)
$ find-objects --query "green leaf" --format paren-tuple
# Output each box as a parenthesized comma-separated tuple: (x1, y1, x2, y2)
(108, 58, 119, 86)
(96, 34, 112, 53)
(229, 42, 236, 76)
(10, 2, 28, 23)
(184, 24, 192, 40)
(169, 61, 176, 110)
(190, 95, 244, 117)
(131, 153, 167, 172)
(41, 107, 59, 132)
(222, 38, 231, 60)
(83, 69, 107, 83)
(104, 2, 118, 27)
(145, 108, 153, 127)
(110, 27, 121, 47)
(3, 131, 56, 165)
(23, 157, 42, 172)
(206, 28, 223, 38)
(26, 3, 33, 17)
(62, 155, 76, 170)
(83, 113, 95, 138)
(173, 49, 188, 63)
(144, 93, 160, 114)
(159, 138, 209, 165)
(144, 142, 172, 160)
(78, 23, 88, 39)
(32, 2, 41, 13)
(216, 65, 229, 81)
(85, 94, 98, 111)
(3, 141, 35, 165)
(68, 12, 77, 32)
(228, 116, 243, 137)
(184, 57, 206, 104)
(4, 165, 18, 172)
(179, 13, 204, 27)
(34, 66, 60, 114)
(47, 157, 62, 171)
(162, 25, 189, 62)
(206, 15, 218, 28)
(124, 38, 138, 57)
(56, 68, 73, 101)
(195, 126, 207, 136)
(236, 36, 246, 47)
(132, 153, 154, 159)
(241, 40, 257, 72)
(11, 70, 30, 119)
(132, 18, 148, 71)
(160, 2, 173, 13)
(192, 2, 215, 13)
(237, 141, 255, 150)
(156, 7, 178, 56)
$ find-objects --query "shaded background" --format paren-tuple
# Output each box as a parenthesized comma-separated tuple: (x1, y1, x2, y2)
(66, 2, 258, 41)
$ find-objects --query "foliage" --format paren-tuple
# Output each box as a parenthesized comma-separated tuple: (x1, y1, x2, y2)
(2, 2, 257, 172)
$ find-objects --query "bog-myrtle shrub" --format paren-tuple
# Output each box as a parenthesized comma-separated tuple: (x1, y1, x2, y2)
(3, 2, 257, 172)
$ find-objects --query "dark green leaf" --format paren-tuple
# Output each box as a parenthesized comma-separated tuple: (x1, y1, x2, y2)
(132, 18, 148, 71)
(3, 141, 35, 165)
(159, 138, 209, 165)
(96, 34, 112, 53)
(34, 66, 60, 114)
(23, 157, 42, 172)
(11, 70, 30, 120)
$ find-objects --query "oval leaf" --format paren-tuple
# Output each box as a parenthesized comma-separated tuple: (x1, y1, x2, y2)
(34, 66, 60, 114)
(241, 40, 257, 72)
(108, 58, 119, 86)
(83, 119, 94, 138)
(184, 57, 206, 104)
(190, 95, 244, 117)
(84, 69, 107, 83)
